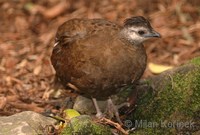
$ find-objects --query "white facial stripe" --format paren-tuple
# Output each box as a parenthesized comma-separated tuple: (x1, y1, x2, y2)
(129, 32, 144, 41)
(125, 26, 148, 45)
(130, 26, 146, 32)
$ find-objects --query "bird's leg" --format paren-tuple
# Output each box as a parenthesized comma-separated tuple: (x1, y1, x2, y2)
(107, 97, 123, 125)
(92, 97, 103, 118)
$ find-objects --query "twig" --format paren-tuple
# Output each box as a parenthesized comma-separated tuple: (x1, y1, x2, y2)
(99, 117, 128, 135)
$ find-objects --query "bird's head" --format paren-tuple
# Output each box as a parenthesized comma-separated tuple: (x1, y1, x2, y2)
(121, 16, 161, 45)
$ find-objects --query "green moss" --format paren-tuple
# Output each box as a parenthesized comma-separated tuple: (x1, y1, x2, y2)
(61, 115, 112, 135)
(130, 65, 200, 134)
(190, 57, 200, 66)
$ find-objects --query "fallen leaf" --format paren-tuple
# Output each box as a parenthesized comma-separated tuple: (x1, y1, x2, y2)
(33, 65, 42, 75)
(148, 62, 173, 74)
(16, 59, 27, 69)
(64, 109, 80, 120)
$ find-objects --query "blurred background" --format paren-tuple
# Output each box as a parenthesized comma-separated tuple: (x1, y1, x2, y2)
(0, 0, 199, 115)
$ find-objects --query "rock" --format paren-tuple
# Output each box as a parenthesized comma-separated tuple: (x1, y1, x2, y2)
(0, 111, 56, 135)
(73, 96, 107, 114)
(61, 115, 112, 135)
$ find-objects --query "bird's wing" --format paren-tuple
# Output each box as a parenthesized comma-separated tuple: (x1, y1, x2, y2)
(54, 18, 121, 47)
(51, 18, 122, 90)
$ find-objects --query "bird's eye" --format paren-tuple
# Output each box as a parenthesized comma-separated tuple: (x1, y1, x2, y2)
(138, 30, 145, 35)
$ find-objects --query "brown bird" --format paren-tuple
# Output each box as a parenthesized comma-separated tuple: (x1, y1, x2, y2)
(51, 16, 161, 123)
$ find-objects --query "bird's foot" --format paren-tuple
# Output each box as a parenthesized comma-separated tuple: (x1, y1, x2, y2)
(95, 111, 104, 119)
(92, 97, 130, 125)
(106, 98, 124, 125)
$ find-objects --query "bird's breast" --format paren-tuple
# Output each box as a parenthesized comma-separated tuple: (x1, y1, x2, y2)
(51, 36, 147, 99)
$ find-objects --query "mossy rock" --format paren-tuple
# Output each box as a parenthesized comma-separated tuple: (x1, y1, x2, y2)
(61, 115, 112, 135)
(129, 57, 200, 135)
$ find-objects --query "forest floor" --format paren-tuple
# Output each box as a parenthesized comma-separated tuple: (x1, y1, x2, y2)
(0, 0, 199, 116)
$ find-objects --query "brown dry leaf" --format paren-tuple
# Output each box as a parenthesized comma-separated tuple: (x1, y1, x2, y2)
(0, 97, 7, 109)
(9, 102, 44, 113)
(15, 16, 29, 32)
(6, 95, 19, 102)
(33, 65, 42, 75)
(16, 59, 27, 69)
(42, 89, 54, 100)
(0, 66, 5, 71)
(5, 57, 18, 69)
(39, 31, 54, 45)
(41, 1, 69, 19)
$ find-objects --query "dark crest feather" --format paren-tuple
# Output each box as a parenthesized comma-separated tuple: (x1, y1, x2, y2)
(124, 16, 152, 28)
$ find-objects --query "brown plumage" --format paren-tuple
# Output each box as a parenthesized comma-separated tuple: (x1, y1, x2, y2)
(51, 16, 160, 122)
(51, 16, 160, 99)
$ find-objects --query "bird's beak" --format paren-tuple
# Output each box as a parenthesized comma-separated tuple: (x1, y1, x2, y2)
(144, 30, 161, 38)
